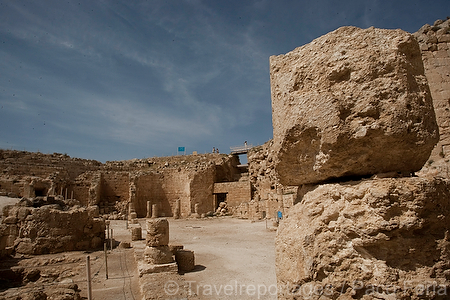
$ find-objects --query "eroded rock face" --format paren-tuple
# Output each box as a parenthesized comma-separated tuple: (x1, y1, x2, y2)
(1, 200, 105, 255)
(276, 177, 450, 299)
(270, 26, 439, 186)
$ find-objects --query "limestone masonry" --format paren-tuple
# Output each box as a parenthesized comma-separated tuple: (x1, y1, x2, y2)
(414, 18, 450, 161)
(270, 26, 439, 186)
(277, 177, 450, 299)
(0, 151, 244, 219)
(275, 20, 450, 300)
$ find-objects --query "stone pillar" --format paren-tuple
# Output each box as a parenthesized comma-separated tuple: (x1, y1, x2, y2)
(146, 201, 152, 218)
(151, 204, 158, 218)
(144, 218, 173, 265)
(146, 218, 169, 247)
(129, 202, 138, 224)
(131, 226, 142, 241)
(173, 199, 181, 219)
(193, 203, 201, 218)
(175, 250, 195, 272)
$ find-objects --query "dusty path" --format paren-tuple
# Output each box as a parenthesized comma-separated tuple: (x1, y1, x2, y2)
(121, 217, 277, 299)
(167, 217, 277, 300)
(84, 247, 141, 300)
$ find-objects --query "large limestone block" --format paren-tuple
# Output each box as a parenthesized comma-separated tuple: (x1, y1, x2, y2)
(276, 177, 450, 300)
(143, 245, 174, 264)
(270, 26, 439, 185)
(146, 218, 169, 247)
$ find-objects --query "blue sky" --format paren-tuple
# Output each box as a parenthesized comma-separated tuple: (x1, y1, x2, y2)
(1, 0, 449, 162)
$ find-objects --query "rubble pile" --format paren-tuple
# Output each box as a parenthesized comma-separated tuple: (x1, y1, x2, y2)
(1, 196, 105, 256)
(215, 201, 230, 216)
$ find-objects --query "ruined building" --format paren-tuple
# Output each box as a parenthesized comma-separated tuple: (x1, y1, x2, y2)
(0, 151, 252, 219)
(272, 22, 450, 300)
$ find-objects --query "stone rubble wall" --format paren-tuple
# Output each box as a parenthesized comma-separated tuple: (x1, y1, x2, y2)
(190, 166, 217, 216)
(213, 181, 251, 209)
(0, 150, 242, 220)
(134, 171, 191, 218)
(1, 198, 105, 256)
(245, 140, 304, 220)
(100, 171, 130, 210)
(414, 18, 450, 161)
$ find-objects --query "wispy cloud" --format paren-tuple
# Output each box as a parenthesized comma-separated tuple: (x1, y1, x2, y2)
(1, 0, 446, 161)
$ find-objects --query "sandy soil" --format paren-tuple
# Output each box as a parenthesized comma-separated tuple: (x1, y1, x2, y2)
(1, 215, 277, 300)
(169, 217, 277, 299)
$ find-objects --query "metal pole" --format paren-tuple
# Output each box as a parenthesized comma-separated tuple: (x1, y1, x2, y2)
(86, 256, 92, 300)
(110, 228, 113, 250)
(106, 223, 110, 249)
(104, 243, 108, 279)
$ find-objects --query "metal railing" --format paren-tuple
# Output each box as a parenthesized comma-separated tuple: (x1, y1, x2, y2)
(230, 144, 253, 153)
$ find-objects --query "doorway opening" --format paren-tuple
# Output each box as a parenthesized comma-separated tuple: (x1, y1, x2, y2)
(215, 193, 227, 209)
(34, 187, 47, 197)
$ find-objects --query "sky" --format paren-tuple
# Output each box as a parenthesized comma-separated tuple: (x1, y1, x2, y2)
(1, 0, 449, 162)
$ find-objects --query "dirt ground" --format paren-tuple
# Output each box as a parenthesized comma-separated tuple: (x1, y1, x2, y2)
(1, 197, 277, 300)
(168, 217, 278, 299)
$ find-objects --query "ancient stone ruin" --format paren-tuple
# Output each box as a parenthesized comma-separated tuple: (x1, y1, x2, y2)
(1, 197, 105, 256)
(277, 177, 450, 299)
(414, 18, 450, 162)
(0, 17, 450, 300)
(274, 23, 450, 300)
(0, 151, 250, 221)
(270, 26, 439, 186)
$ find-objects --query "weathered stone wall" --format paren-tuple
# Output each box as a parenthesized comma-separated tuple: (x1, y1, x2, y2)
(101, 171, 130, 209)
(190, 167, 216, 215)
(277, 177, 450, 299)
(0, 151, 242, 219)
(213, 181, 252, 208)
(1, 199, 105, 256)
(248, 141, 277, 200)
(134, 171, 191, 218)
(0, 150, 100, 180)
(70, 171, 101, 207)
(273, 25, 448, 300)
(414, 18, 450, 161)
(246, 141, 303, 220)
